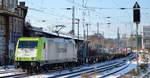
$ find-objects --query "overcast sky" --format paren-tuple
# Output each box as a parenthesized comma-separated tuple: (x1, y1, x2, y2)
(18, 0, 150, 38)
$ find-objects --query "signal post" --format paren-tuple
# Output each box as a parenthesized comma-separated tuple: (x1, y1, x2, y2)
(133, 2, 141, 65)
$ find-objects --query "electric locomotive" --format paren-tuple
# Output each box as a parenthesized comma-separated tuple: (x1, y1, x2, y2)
(15, 37, 77, 72)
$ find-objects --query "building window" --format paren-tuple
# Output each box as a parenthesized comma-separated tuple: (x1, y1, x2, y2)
(0, 0, 2, 5)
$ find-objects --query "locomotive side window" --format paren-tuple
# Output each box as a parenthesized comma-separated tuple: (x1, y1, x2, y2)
(43, 43, 45, 49)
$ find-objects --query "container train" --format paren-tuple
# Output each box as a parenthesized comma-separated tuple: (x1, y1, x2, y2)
(14, 37, 130, 73)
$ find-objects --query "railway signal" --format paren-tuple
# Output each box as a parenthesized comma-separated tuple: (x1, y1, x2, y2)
(133, 2, 140, 23)
(133, 2, 141, 52)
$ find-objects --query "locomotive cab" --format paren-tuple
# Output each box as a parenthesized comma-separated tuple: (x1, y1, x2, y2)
(16, 41, 38, 60)
(15, 38, 41, 62)
(14, 38, 43, 71)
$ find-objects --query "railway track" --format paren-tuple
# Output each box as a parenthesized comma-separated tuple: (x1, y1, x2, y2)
(23, 57, 129, 78)
(99, 63, 129, 78)
(0, 69, 27, 78)
(48, 60, 127, 78)
(47, 62, 118, 77)
(0, 61, 119, 78)
(0, 56, 131, 78)
(1, 73, 27, 78)
(141, 71, 150, 78)
(0, 69, 18, 74)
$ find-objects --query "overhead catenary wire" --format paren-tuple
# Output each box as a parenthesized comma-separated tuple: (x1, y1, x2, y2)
(22, 0, 74, 25)
(65, 0, 149, 25)
(66, 0, 127, 36)
(24, 0, 148, 38)
(28, 7, 73, 25)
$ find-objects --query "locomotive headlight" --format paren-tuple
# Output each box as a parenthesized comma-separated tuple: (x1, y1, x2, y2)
(31, 62, 34, 65)
(31, 62, 36, 66)
(16, 62, 20, 65)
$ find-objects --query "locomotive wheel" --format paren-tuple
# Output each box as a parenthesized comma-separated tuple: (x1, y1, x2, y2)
(39, 66, 44, 73)
(27, 66, 33, 74)
(42, 65, 49, 72)
(33, 65, 40, 73)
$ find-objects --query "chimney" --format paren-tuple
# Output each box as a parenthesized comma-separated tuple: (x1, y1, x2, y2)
(19, 2, 25, 6)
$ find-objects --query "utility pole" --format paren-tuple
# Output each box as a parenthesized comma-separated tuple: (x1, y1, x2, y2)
(136, 23, 139, 49)
(66, 5, 75, 35)
(76, 19, 80, 39)
(82, 0, 86, 39)
(125, 24, 128, 52)
(117, 27, 120, 51)
(83, 12, 86, 39)
(102, 31, 104, 52)
(86, 23, 89, 58)
(72, 6, 75, 35)
(86, 23, 89, 40)
(97, 22, 99, 35)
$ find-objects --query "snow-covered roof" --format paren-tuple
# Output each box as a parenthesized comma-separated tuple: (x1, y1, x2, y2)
(30, 27, 84, 41)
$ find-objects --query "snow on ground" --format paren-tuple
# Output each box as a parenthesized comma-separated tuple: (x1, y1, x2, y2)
(26, 57, 129, 78)
(104, 61, 139, 78)
(96, 59, 144, 78)
(140, 56, 150, 78)
(0, 65, 15, 72)
(0, 56, 133, 78)
(0, 65, 20, 77)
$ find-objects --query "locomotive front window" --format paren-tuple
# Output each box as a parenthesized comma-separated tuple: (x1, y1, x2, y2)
(18, 41, 38, 48)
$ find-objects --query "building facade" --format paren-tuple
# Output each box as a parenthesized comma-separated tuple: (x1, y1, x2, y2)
(0, 0, 27, 63)
(88, 33, 104, 50)
(143, 26, 150, 49)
